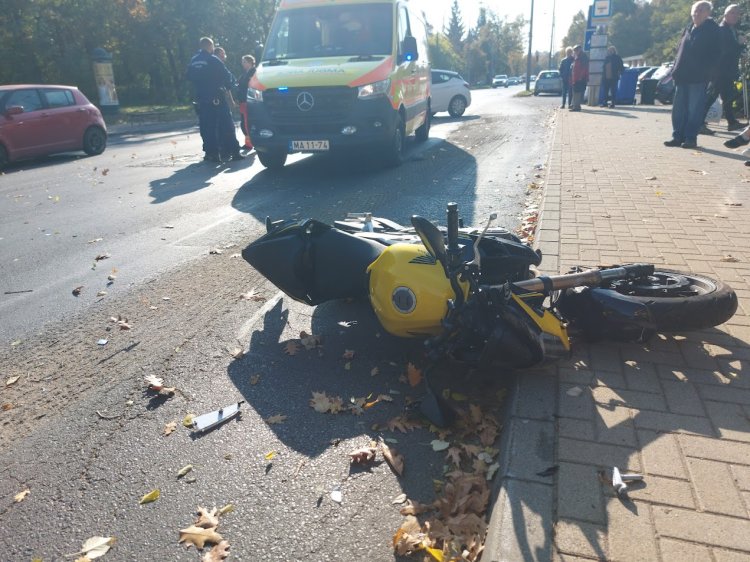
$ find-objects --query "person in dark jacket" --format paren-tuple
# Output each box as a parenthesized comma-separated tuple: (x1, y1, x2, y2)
(569, 45, 589, 112)
(701, 4, 746, 133)
(559, 47, 574, 109)
(664, 1, 721, 149)
(601, 46, 624, 108)
(186, 37, 243, 163)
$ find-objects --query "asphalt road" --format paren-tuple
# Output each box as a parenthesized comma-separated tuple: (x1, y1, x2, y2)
(0, 86, 559, 561)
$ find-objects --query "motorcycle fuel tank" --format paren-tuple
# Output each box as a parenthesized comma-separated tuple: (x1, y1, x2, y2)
(367, 243, 468, 337)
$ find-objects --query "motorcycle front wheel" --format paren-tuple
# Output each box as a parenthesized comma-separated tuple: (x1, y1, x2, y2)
(608, 269, 737, 332)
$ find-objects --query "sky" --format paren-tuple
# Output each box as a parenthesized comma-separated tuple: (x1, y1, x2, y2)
(411, 0, 594, 52)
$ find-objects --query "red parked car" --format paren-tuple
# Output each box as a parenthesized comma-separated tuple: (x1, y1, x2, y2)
(0, 84, 107, 169)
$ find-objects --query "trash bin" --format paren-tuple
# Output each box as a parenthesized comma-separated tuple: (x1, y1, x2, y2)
(616, 68, 639, 105)
(640, 78, 658, 105)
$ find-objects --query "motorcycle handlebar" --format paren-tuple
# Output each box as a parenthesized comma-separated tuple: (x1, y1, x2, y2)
(511, 264, 655, 293)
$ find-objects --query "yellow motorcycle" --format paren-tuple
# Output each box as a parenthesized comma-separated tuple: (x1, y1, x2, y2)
(243, 203, 737, 421)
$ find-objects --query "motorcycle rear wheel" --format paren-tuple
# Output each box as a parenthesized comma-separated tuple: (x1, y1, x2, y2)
(608, 269, 737, 332)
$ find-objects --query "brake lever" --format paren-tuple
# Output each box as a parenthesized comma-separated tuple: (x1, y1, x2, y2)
(468, 212, 498, 270)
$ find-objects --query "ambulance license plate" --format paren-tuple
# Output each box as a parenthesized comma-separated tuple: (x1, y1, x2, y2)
(290, 140, 329, 151)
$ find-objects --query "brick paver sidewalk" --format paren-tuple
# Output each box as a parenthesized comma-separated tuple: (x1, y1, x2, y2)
(484, 105, 750, 561)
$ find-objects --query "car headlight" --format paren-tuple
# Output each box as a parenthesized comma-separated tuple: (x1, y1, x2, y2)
(358, 78, 391, 99)
(247, 87, 263, 102)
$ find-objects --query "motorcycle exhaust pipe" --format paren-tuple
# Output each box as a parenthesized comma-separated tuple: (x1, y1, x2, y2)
(511, 264, 655, 293)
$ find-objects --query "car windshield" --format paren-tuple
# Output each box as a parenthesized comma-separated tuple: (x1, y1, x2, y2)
(263, 4, 393, 61)
(539, 72, 558, 79)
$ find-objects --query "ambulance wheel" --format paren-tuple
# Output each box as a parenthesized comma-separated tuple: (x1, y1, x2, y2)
(258, 150, 287, 170)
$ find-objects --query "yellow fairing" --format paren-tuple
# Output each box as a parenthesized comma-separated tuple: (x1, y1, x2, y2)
(511, 293, 571, 352)
(367, 244, 468, 337)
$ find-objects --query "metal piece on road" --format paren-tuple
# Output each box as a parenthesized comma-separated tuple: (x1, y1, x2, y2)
(192, 401, 245, 432)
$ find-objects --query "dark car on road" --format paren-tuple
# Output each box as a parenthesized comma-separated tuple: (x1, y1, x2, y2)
(652, 64, 675, 104)
(0, 84, 107, 169)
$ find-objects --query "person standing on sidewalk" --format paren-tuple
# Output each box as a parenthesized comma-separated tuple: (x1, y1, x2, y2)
(701, 4, 746, 134)
(559, 47, 574, 109)
(602, 46, 624, 108)
(237, 55, 256, 152)
(213, 47, 245, 162)
(569, 45, 589, 112)
(664, 1, 721, 149)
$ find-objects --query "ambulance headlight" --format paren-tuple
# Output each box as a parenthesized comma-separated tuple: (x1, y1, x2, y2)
(358, 78, 391, 99)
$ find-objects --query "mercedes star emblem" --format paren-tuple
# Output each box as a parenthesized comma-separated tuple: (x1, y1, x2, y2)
(296, 91, 315, 112)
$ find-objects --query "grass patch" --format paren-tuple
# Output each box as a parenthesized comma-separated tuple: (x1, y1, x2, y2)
(104, 105, 195, 126)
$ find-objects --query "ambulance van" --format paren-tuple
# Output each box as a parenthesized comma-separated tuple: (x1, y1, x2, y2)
(246, 0, 431, 170)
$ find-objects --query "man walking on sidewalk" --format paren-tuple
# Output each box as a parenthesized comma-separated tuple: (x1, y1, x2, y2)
(702, 4, 746, 134)
(559, 47, 574, 109)
(664, 1, 720, 149)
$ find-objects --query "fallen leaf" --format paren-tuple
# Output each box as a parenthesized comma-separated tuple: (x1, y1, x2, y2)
(96, 291, 107, 297)
(139, 489, 160, 504)
(177, 465, 193, 478)
(240, 289, 265, 301)
(265, 414, 287, 425)
(163, 422, 177, 436)
(74, 536, 116, 559)
(218, 504, 234, 515)
(300, 331, 322, 350)
(202, 540, 230, 562)
(5, 376, 20, 386)
(371, 367, 380, 376)
(725, 202, 743, 207)
(392, 515, 422, 555)
(209, 248, 223, 255)
(344, 361, 352, 370)
(431, 439, 450, 452)
(14, 489, 30, 503)
(250, 374, 261, 385)
(101, 168, 109, 176)
(349, 446, 377, 464)
(342, 349, 355, 360)
(72, 286, 84, 296)
(179, 526, 224, 549)
(265, 451, 277, 460)
(645, 175, 657, 180)
(309, 391, 344, 414)
(229, 347, 244, 359)
(721, 255, 740, 262)
(284, 341, 300, 356)
(406, 363, 422, 387)
(392, 493, 407, 504)
(183, 414, 195, 427)
(2, 403, 12, 411)
(195, 507, 219, 529)
(94, 254, 110, 261)
(381, 441, 404, 476)
(145, 375, 164, 390)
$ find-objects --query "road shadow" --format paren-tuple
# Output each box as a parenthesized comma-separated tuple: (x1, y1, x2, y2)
(230, 138, 480, 229)
(227, 293, 510, 510)
(497, 327, 749, 560)
(148, 154, 255, 203)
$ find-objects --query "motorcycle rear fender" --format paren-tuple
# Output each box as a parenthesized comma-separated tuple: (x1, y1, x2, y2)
(242, 219, 384, 305)
(558, 287, 656, 341)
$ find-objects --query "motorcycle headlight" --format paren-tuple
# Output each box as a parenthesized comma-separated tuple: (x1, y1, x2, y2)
(358, 78, 391, 99)
(247, 87, 263, 102)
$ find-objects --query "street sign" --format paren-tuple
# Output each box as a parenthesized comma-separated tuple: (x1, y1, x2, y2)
(592, 0, 612, 18)
(584, 29, 595, 51)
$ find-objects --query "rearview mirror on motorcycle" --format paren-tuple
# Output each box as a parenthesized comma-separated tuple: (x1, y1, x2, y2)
(411, 215, 448, 272)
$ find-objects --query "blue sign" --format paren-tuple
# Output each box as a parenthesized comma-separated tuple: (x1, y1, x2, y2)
(584, 29, 595, 51)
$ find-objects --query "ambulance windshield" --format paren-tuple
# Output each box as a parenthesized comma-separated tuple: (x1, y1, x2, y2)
(263, 4, 393, 61)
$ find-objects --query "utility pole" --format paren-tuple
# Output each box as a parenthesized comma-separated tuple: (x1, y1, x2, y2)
(525, 0, 534, 91)
(549, 0, 556, 69)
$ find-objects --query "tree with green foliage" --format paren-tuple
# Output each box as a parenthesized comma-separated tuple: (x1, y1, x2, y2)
(445, 0, 466, 54)
(561, 10, 588, 53)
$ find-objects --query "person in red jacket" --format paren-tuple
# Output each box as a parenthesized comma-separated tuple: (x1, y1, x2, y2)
(570, 45, 590, 112)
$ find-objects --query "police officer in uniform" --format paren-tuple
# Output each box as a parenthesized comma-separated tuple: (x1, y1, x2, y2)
(186, 37, 244, 163)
